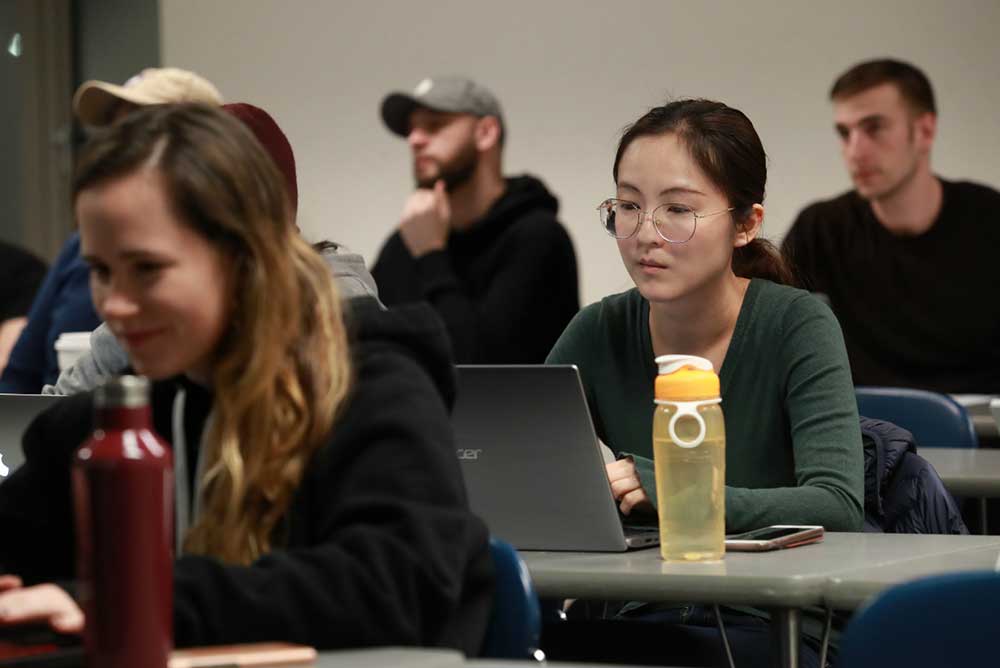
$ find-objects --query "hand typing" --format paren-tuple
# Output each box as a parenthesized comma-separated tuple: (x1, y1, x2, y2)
(0, 576, 83, 634)
(606, 457, 653, 516)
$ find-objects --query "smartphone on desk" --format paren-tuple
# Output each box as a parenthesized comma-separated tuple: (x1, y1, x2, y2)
(725, 525, 824, 552)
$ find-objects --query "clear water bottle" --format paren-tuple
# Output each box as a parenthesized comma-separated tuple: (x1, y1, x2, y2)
(73, 375, 173, 668)
(652, 355, 725, 561)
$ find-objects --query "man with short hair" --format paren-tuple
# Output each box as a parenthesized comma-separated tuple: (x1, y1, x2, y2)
(372, 76, 579, 364)
(782, 59, 1000, 393)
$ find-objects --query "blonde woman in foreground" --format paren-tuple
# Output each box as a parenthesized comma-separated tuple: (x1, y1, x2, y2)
(0, 104, 493, 652)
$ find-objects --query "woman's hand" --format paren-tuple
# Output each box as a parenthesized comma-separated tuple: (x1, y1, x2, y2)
(0, 577, 84, 634)
(606, 457, 653, 516)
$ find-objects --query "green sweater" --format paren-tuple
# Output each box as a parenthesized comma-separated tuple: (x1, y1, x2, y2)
(546, 279, 863, 532)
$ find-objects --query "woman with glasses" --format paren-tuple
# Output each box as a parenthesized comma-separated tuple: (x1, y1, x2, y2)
(545, 99, 863, 665)
(0, 104, 493, 652)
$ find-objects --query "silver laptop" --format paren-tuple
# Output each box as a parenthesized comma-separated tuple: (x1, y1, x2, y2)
(452, 365, 659, 552)
(0, 394, 64, 483)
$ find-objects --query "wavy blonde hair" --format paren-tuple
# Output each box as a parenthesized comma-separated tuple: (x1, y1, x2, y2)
(73, 104, 351, 564)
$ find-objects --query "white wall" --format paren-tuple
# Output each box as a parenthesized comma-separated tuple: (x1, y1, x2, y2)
(161, 0, 1000, 307)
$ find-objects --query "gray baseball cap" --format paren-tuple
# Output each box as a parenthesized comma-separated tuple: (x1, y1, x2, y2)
(380, 76, 505, 139)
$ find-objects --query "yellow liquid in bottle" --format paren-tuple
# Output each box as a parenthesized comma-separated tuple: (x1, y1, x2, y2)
(653, 404, 725, 561)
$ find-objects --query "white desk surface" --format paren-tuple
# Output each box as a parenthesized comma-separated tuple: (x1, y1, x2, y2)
(304, 536, 1000, 668)
(950, 394, 999, 439)
(823, 542, 1000, 609)
(313, 647, 464, 667)
(921, 447, 1000, 497)
(520, 532, 1000, 610)
(467, 662, 640, 668)
(311, 648, 641, 668)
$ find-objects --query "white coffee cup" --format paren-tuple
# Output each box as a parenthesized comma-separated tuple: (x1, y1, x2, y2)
(54, 331, 93, 372)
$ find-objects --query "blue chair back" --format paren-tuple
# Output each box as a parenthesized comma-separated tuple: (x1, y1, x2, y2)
(480, 536, 542, 660)
(838, 571, 1000, 666)
(856, 386, 977, 449)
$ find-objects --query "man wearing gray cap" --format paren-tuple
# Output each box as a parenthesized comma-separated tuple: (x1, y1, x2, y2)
(373, 76, 579, 364)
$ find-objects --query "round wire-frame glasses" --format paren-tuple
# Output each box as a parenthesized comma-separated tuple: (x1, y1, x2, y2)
(597, 198, 735, 244)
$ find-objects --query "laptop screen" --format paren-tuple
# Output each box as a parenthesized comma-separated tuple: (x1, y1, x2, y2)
(0, 394, 64, 484)
(451, 365, 636, 551)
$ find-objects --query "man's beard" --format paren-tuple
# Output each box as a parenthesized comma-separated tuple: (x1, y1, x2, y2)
(414, 143, 478, 190)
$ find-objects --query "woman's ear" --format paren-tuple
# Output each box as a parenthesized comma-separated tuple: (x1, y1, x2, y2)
(734, 204, 764, 248)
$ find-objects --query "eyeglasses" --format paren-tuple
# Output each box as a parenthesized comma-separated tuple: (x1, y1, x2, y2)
(597, 198, 734, 244)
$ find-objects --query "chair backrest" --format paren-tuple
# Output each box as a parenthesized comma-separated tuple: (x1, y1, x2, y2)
(856, 386, 978, 449)
(838, 571, 1000, 666)
(480, 536, 542, 660)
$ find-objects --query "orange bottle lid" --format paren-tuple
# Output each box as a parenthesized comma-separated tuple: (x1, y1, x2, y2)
(654, 355, 720, 401)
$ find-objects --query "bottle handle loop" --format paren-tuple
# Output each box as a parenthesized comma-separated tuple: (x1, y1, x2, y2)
(655, 398, 722, 449)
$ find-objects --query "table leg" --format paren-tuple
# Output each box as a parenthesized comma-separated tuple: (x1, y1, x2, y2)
(769, 607, 801, 668)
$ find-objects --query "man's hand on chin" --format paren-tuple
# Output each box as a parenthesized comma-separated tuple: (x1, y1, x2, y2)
(400, 179, 451, 257)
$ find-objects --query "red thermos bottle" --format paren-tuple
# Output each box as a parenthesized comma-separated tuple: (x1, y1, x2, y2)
(73, 375, 173, 668)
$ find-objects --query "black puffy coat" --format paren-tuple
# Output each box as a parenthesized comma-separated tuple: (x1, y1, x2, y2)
(860, 416, 968, 534)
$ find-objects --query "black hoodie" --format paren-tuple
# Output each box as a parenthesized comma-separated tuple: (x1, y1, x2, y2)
(0, 298, 494, 654)
(373, 175, 579, 364)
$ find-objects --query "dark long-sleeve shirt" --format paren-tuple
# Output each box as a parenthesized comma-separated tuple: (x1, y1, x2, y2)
(782, 179, 1000, 393)
(547, 280, 864, 532)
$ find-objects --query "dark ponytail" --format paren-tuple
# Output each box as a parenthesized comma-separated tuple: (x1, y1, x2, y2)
(733, 239, 795, 286)
(614, 99, 795, 286)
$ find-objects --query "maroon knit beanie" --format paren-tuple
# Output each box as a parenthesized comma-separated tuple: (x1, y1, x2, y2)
(222, 102, 298, 211)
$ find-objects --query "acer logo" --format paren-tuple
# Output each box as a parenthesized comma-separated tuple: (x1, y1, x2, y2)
(456, 448, 482, 461)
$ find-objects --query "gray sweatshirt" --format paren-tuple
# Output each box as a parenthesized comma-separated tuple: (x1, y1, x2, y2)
(43, 246, 382, 396)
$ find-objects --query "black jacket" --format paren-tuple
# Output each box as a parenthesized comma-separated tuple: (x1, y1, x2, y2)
(0, 298, 494, 653)
(372, 175, 579, 364)
(860, 416, 968, 535)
